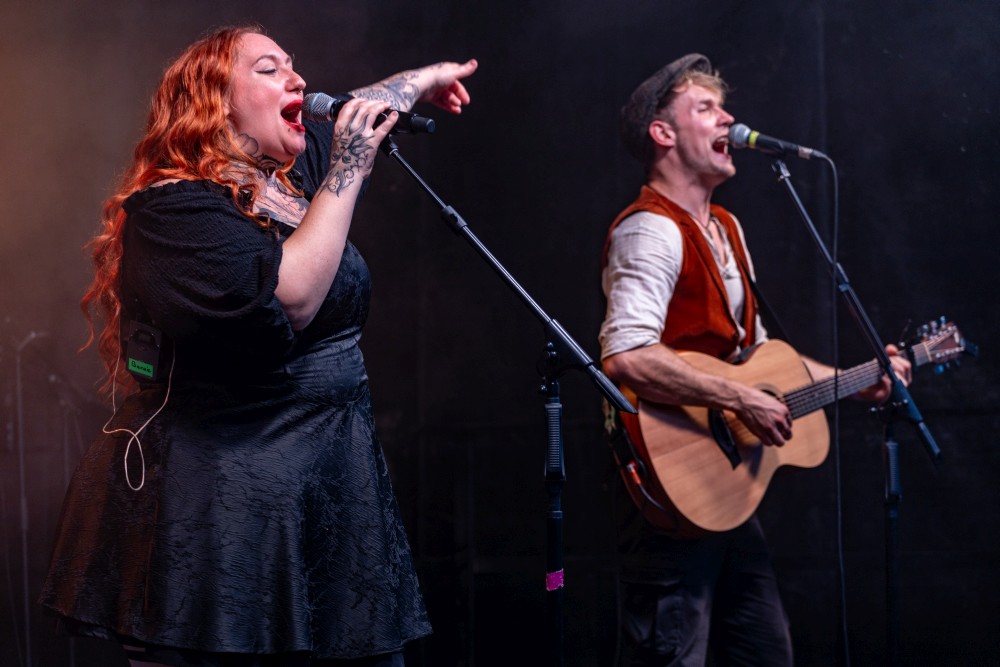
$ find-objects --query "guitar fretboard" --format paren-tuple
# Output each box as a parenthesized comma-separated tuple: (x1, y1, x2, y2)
(784, 360, 884, 419)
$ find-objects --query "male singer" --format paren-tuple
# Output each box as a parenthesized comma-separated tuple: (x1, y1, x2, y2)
(598, 53, 911, 665)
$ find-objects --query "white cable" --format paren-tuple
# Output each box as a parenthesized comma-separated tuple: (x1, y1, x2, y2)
(101, 343, 175, 491)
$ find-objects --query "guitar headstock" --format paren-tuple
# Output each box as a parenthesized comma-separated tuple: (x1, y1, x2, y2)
(900, 317, 978, 373)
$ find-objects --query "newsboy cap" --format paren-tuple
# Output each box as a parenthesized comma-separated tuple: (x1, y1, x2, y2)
(619, 53, 713, 163)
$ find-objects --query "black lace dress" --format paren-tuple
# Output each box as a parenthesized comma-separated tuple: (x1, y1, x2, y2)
(39, 122, 431, 664)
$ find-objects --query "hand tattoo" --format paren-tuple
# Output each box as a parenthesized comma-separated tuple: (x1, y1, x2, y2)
(320, 108, 376, 196)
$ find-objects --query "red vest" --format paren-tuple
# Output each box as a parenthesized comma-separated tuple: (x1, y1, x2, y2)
(602, 185, 758, 359)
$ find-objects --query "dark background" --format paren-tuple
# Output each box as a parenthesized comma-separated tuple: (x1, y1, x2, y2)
(2, 1, 997, 665)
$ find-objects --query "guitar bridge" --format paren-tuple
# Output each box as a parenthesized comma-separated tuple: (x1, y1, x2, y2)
(708, 409, 742, 469)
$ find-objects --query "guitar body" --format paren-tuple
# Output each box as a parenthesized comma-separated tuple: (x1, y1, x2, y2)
(623, 340, 830, 533)
(614, 320, 969, 535)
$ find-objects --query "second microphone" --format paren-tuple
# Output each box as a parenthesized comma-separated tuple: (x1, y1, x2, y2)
(302, 92, 436, 135)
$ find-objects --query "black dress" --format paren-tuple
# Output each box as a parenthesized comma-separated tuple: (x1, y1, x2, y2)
(39, 122, 431, 663)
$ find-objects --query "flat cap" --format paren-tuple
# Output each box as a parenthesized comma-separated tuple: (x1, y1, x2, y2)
(619, 53, 713, 163)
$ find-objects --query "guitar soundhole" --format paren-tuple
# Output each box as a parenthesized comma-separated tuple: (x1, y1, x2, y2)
(708, 409, 741, 469)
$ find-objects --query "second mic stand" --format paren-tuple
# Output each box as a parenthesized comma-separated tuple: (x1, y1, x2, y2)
(770, 158, 941, 667)
(379, 137, 635, 667)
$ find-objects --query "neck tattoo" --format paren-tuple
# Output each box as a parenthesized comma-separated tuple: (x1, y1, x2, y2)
(257, 156, 280, 178)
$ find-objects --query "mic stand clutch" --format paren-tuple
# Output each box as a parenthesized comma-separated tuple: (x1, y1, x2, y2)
(379, 136, 634, 667)
(769, 158, 941, 667)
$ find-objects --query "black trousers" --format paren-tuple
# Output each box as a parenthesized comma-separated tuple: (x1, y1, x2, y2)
(616, 513, 793, 667)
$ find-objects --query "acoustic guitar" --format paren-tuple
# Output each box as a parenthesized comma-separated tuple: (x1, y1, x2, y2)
(614, 319, 971, 535)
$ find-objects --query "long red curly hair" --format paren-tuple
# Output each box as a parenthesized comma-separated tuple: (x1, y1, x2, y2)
(82, 25, 298, 395)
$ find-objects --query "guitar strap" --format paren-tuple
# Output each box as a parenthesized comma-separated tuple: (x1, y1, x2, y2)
(732, 250, 792, 344)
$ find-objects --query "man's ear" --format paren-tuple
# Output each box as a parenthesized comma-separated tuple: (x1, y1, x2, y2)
(648, 119, 676, 149)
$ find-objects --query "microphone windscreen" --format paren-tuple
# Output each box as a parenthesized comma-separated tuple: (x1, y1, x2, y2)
(302, 92, 356, 122)
(728, 123, 752, 149)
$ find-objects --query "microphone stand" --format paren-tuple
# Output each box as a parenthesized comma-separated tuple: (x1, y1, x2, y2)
(378, 136, 635, 667)
(769, 158, 941, 667)
(14, 330, 48, 667)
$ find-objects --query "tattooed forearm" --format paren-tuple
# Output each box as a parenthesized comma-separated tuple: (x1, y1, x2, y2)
(351, 69, 423, 110)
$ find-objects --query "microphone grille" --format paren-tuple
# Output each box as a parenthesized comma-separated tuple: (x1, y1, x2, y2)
(301, 92, 332, 122)
(728, 123, 751, 149)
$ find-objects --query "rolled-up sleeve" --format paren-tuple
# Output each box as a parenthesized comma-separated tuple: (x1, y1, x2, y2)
(599, 212, 683, 360)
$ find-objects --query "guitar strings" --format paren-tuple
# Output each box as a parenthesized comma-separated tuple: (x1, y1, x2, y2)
(783, 360, 881, 417)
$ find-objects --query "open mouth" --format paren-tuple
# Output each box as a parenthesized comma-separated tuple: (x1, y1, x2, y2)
(712, 136, 729, 155)
(281, 100, 305, 132)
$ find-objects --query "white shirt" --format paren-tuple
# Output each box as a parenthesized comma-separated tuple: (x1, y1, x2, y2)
(599, 210, 767, 361)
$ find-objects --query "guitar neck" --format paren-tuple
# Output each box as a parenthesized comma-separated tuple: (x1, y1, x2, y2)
(782, 323, 967, 419)
(784, 359, 884, 419)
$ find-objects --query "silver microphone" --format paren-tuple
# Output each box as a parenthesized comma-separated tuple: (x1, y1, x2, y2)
(302, 92, 436, 135)
(729, 123, 826, 160)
